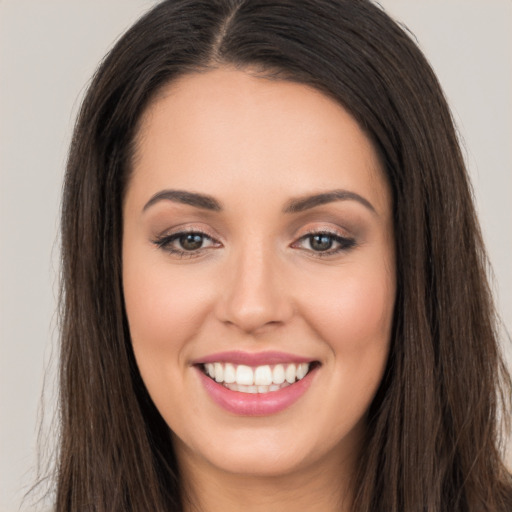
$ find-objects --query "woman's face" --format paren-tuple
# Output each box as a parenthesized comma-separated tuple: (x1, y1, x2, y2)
(123, 68, 395, 478)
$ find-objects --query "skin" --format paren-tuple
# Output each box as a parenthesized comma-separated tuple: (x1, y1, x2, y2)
(122, 68, 396, 512)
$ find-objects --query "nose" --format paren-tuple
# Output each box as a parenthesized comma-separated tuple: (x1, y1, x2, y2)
(215, 244, 294, 335)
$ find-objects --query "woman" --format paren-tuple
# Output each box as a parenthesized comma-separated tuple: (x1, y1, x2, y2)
(58, 0, 512, 510)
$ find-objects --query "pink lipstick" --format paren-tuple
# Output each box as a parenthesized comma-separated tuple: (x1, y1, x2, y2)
(193, 351, 319, 416)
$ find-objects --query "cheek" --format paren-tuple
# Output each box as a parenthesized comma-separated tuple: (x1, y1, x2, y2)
(304, 263, 394, 422)
(122, 248, 214, 371)
(301, 262, 395, 350)
(298, 257, 395, 414)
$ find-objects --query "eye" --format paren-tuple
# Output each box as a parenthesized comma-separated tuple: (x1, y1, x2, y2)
(152, 230, 220, 257)
(177, 233, 207, 251)
(309, 234, 335, 251)
(293, 231, 356, 255)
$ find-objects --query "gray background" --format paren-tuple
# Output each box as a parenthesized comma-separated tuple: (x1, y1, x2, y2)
(1, 1, 511, 510)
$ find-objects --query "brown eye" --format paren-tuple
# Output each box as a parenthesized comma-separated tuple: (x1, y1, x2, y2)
(179, 233, 204, 251)
(309, 234, 334, 251)
(292, 231, 356, 256)
(153, 230, 220, 256)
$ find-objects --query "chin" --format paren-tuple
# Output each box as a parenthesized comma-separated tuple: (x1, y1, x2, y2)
(199, 441, 312, 478)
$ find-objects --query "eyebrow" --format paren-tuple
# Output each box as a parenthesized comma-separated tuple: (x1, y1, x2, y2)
(143, 189, 222, 212)
(142, 188, 376, 215)
(283, 190, 376, 215)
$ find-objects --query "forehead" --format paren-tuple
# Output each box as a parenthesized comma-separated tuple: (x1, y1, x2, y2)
(129, 68, 390, 215)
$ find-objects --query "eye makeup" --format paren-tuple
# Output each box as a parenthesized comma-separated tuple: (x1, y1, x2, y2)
(146, 199, 367, 261)
(152, 229, 222, 258)
(292, 230, 356, 256)
(151, 226, 357, 260)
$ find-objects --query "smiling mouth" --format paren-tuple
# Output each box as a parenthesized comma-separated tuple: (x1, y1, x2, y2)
(199, 361, 319, 394)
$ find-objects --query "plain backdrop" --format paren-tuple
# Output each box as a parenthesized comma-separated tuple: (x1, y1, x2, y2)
(1, 1, 511, 510)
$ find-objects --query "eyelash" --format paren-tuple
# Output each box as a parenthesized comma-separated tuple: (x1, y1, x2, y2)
(292, 230, 356, 256)
(152, 229, 356, 259)
(152, 230, 220, 259)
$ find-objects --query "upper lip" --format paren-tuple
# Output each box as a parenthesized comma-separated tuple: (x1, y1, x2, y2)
(192, 351, 316, 366)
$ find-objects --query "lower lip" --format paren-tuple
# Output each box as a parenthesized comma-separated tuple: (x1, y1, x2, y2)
(196, 366, 317, 416)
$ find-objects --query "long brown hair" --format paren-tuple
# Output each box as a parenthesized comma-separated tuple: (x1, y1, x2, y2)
(58, 0, 512, 510)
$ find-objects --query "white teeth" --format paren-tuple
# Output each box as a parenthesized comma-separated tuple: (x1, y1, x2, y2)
(297, 363, 309, 380)
(285, 364, 297, 384)
(225, 382, 292, 393)
(214, 362, 224, 382)
(254, 365, 272, 386)
(203, 361, 312, 392)
(236, 365, 254, 386)
(223, 363, 236, 383)
(272, 364, 285, 384)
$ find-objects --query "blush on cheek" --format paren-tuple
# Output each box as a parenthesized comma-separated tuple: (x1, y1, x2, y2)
(124, 258, 208, 339)
(307, 272, 394, 351)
